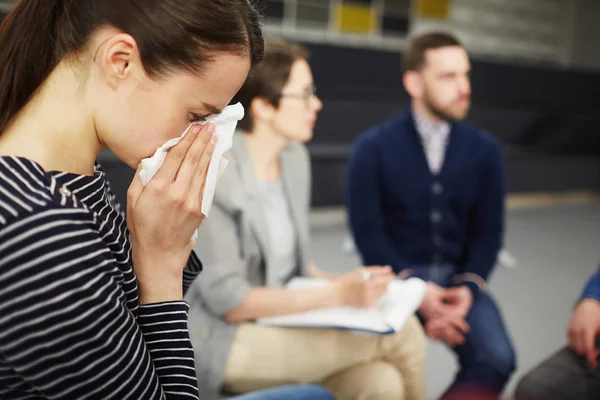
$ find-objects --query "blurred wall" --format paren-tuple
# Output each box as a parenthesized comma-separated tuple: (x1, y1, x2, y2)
(303, 42, 600, 207)
(411, 0, 573, 66)
(571, 0, 600, 70)
(99, 43, 600, 209)
(0, 0, 597, 208)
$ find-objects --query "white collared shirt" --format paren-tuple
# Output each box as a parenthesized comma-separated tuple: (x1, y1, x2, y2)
(414, 113, 451, 175)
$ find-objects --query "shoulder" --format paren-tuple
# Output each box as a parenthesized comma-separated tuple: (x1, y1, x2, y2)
(455, 122, 504, 167)
(352, 112, 409, 154)
(457, 121, 501, 150)
(0, 155, 98, 236)
(0, 202, 99, 254)
(0, 157, 85, 227)
(0, 198, 104, 290)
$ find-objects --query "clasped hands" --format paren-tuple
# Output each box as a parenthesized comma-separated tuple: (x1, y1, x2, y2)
(310, 263, 473, 346)
(419, 282, 473, 347)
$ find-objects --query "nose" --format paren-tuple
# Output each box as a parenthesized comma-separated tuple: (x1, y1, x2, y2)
(459, 76, 471, 96)
(312, 94, 323, 112)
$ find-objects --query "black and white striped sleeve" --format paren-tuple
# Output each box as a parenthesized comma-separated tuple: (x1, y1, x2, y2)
(183, 252, 202, 297)
(0, 206, 199, 399)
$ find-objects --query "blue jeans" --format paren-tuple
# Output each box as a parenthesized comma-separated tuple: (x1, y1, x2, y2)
(412, 265, 516, 398)
(230, 385, 335, 400)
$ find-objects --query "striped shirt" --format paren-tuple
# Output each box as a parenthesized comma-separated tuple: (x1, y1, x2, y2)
(0, 156, 202, 399)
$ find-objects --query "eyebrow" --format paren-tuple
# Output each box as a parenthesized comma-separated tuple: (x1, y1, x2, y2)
(202, 102, 224, 115)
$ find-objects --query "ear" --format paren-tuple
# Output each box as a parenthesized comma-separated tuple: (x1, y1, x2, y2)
(96, 33, 142, 90)
(250, 97, 277, 123)
(403, 70, 424, 99)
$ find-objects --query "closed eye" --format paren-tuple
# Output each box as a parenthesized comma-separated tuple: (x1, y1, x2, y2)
(189, 112, 208, 123)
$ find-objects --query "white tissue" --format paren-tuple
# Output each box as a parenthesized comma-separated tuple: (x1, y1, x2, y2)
(139, 102, 244, 240)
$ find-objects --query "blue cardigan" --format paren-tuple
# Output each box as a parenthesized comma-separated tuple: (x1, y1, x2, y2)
(346, 109, 505, 293)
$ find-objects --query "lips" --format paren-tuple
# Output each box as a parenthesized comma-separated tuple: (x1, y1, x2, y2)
(456, 99, 470, 108)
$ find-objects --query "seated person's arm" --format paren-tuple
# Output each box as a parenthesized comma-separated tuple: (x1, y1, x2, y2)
(346, 135, 409, 273)
(226, 284, 334, 323)
(225, 266, 393, 323)
(581, 266, 600, 301)
(455, 141, 505, 300)
(307, 262, 342, 279)
(192, 204, 393, 324)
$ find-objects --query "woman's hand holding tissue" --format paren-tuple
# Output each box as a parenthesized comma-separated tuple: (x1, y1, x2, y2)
(126, 123, 216, 304)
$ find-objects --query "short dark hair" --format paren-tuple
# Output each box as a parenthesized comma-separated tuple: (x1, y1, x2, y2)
(233, 40, 310, 132)
(0, 0, 264, 134)
(402, 31, 462, 73)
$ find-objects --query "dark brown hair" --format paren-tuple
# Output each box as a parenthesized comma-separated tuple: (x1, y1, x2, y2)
(233, 40, 309, 132)
(0, 0, 265, 133)
(403, 31, 462, 73)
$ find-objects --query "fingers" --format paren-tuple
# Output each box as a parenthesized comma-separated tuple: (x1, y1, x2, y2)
(371, 274, 394, 290)
(576, 330, 587, 356)
(153, 123, 200, 183)
(442, 287, 462, 302)
(448, 315, 470, 334)
(368, 280, 392, 303)
(568, 328, 581, 354)
(583, 329, 598, 369)
(368, 265, 393, 276)
(357, 266, 393, 278)
(425, 281, 443, 293)
(443, 287, 471, 308)
(438, 301, 469, 319)
(443, 324, 466, 347)
(174, 123, 214, 187)
(426, 318, 465, 346)
(440, 319, 466, 346)
(196, 172, 208, 223)
(360, 275, 393, 307)
(426, 316, 469, 347)
(350, 267, 396, 307)
(188, 125, 216, 203)
(425, 321, 443, 341)
(587, 349, 598, 370)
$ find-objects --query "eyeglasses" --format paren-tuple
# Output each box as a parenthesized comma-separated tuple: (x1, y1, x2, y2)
(279, 85, 317, 108)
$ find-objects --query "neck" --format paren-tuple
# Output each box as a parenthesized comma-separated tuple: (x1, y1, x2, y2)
(244, 122, 288, 182)
(411, 100, 445, 125)
(0, 61, 100, 176)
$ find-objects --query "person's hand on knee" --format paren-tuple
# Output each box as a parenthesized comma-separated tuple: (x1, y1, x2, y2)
(418, 282, 451, 319)
(442, 286, 473, 319)
(567, 298, 600, 369)
(425, 315, 470, 347)
(419, 283, 471, 346)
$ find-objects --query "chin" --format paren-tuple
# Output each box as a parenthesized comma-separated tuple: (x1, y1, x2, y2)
(449, 109, 469, 121)
(288, 132, 312, 144)
(303, 128, 315, 142)
(299, 133, 313, 143)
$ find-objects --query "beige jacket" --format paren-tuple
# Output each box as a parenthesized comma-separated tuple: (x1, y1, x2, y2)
(185, 132, 312, 399)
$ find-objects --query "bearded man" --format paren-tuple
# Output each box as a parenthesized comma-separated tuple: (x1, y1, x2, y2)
(346, 31, 516, 400)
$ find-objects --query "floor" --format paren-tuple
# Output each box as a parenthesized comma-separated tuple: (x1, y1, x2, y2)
(309, 202, 600, 399)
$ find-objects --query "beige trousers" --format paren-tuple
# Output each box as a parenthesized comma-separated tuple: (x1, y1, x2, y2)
(223, 316, 427, 400)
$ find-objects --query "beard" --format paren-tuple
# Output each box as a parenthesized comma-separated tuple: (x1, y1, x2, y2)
(423, 93, 470, 121)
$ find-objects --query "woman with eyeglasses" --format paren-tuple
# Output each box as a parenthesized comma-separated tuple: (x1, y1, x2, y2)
(186, 40, 428, 400)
